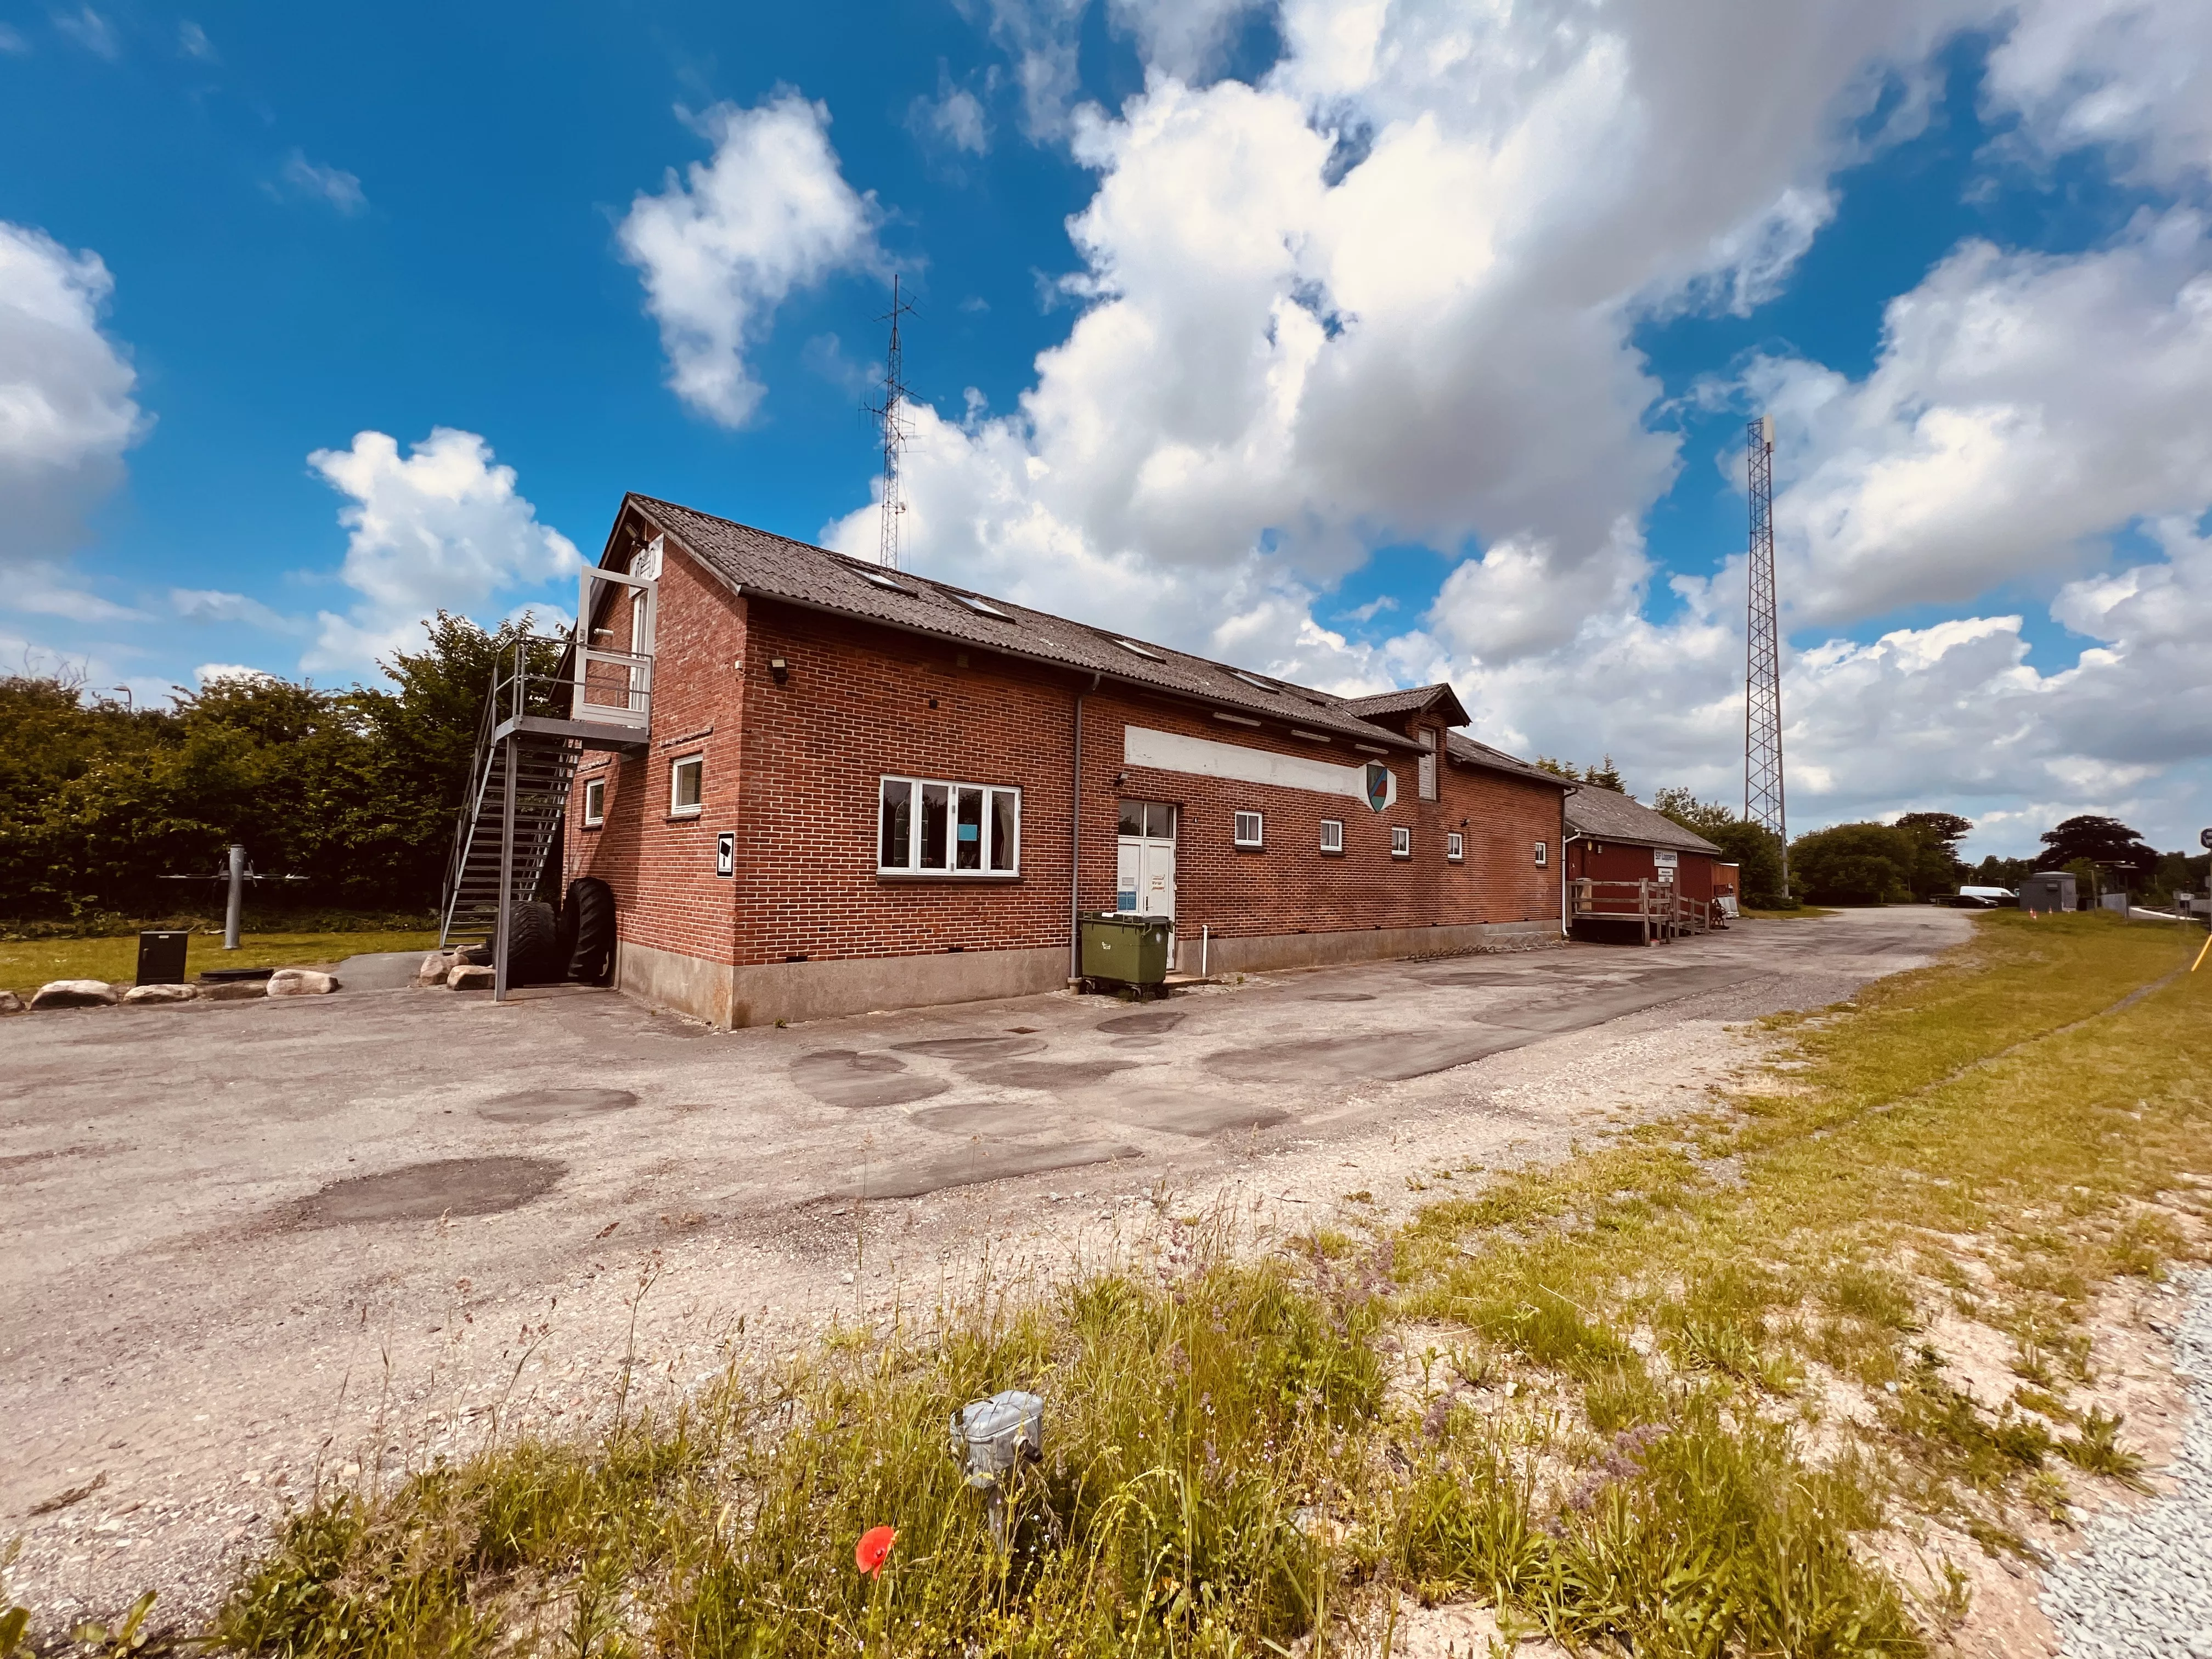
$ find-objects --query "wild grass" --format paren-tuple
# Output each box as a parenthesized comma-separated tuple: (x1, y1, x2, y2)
(202, 912, 2210, 1657)
(0, 929, 439, 998)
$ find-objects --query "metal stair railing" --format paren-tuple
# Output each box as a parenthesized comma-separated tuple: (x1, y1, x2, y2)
(437, 635, 649, 991)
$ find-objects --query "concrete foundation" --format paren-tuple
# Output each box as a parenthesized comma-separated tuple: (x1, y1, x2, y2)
(618, 922, 1560, 1028)
(616, 938, 1070, 1029)
(1187, 920, 1560, 978)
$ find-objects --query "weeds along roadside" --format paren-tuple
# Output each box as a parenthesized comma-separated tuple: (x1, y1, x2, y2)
(171, 912, 2210, 1657)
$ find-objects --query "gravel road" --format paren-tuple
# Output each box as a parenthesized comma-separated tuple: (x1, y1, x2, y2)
(2044, 1270, 2212, 1659)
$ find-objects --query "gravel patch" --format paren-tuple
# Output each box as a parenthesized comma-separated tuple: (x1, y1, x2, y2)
(2043, 1269, 2212, 1659)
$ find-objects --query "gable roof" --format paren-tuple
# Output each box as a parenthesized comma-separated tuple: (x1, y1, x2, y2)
(1338, 684, 1472, 727)
(619, 495, 1441, 750)
(1562, 786, 1723, 855)
(1442, 731, 1576, 791)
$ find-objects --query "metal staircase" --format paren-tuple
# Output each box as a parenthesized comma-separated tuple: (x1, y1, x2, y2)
(437, 598, 654, 996)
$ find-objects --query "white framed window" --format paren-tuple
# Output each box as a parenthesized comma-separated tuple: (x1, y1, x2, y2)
(582, 777, 606, 827)
(1319, 818, 1344, 854)
(878, 776, 1021, 876)
(1447, 831, 1464, 862)
(669, 754, 703, 817)
(1418, 729, 1437, 801)
(1391, 826, 1412, 859)
(1233, 810, 1264, 848)
(1534, 840, 1548, 868)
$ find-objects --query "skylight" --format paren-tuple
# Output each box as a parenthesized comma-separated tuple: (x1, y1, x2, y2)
(857, 569, 910, 594)
(1229, 669, 1276, 691)
(955, 594, 1013, 619)
(1111, 637, 1164, 661)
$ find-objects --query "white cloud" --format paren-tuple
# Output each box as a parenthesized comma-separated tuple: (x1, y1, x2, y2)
(0, 221, 144, 565)
(956, 0, 1090, 138)
(3, 562, 142, 621)
(1753, 208, 2212, 625)
(1983, 0, 2212, 188)
(0, 23, 30, 52)
(618, 92, 881, 428)
(52, 5, 117, 58)
(178, 19, 214, 60)
(194, 662, 275, 687)
(171, 588, 301, 633)
(303, 428, 580, 671)
(276, 150, 366, 215)
(910, 69, 992, 156)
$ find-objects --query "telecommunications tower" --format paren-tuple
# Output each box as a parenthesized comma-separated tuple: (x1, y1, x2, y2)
(866, 274, 918, 570)
(1743, 414, 1787, 884)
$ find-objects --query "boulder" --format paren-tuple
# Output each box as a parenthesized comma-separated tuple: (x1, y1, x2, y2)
(267, 968, 339, 996)
(121, 983, 199, 1005)
(415, 952, 454, 987)
(0, 990, 24, 1014)
(30, 979, 117, 1010)
(201, 980, 270, 1002)
(448, 963, 495, 991)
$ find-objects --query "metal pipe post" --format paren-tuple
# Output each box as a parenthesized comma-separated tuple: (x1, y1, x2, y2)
(224, 844, 245, 950)
(494, 736, 517, 1002)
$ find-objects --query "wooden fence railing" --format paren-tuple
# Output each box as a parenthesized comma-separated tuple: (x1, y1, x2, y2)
(1568, 878, 1723, 944)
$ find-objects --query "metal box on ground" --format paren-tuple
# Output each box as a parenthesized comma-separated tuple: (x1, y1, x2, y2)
(2018, 872, 2076, 913)
(1079, 912, 1172, 986)
(136, 930, 190, 986)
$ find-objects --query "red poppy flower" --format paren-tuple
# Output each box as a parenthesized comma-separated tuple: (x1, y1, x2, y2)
(856, 1525, 897, 1578)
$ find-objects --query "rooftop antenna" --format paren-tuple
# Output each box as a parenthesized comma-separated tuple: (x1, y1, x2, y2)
(865, 274, 918, 570)
(1744, 413, 1787, 889)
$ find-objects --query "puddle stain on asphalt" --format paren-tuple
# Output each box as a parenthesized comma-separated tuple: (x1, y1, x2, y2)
(293, 1156, 565, 1226)
(1096, 1011, 1185, 1035)
(791, 1050, 950, 1109)
(477, 1087, 641, 1125)
(889, 1036, 1048, 1060)
(960, 1058, 1143, 1091)
(1203, 1028, 1526, 1084)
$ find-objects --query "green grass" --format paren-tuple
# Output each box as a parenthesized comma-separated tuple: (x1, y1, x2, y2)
(0, 929, 440, 998)
(176, 912, 2209, 1657)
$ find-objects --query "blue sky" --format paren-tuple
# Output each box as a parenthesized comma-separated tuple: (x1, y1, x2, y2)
(5, 0, 2211, 859)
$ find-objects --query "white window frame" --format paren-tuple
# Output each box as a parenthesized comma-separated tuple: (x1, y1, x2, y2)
(1447, 831, 1464, 863)
(1391, 826, 1412, 860)
(1534, 840, 1549, 868)
(1319, 818, 1344, 854)
(669, 754, 703, 818)
(877, 775, 1022, 878)
(1233, 810, 1264, 849)
(582, 776, 606, 828)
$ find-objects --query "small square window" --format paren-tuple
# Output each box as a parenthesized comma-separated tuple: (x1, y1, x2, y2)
(1447, 831, 1464, 862)
(582, 776, 606, 827)
(1320, 818, 1344, 854)
(1391, 826, 1412, 859)
(1233, 810, 1264, 848)
(670, 754, 703, 817)
(1534, 839, 1548, 867)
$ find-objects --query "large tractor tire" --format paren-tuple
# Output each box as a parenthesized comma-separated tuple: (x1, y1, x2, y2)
(504, 900, 562, 985)
(564, 877, 617, 986)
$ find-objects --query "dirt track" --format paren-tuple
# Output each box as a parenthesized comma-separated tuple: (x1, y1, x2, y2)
(1, 907, 1967, 1631)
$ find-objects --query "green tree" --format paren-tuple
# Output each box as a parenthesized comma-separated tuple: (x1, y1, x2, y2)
(1707, 820, 1789, 909)
(1651, 787, 1736, 838)
(1972, 854, 2033, 889)
(2035, 815, 2157, 890)
(1891, 811, 1970, 899)
(1789, 822, 1916, 906)
(1534, 755, 1629, 795)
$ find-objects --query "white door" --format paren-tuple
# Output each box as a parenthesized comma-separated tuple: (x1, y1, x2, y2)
(1116, 800, 1177, 945)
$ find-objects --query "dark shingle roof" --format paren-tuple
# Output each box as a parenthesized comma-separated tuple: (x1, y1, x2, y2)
(1562, 787, 1722, 855)
(622, 495, 1431, 750)
(1442, 731, 1576, 791)
(1336, 684, 1471, 726)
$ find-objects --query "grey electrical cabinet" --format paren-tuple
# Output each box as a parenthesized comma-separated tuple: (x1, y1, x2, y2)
(2018, 872, 2076, 913)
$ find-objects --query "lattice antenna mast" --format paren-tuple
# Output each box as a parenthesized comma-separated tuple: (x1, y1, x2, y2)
(1744, 413, 1788, 887)
(865, 274, 918, 569)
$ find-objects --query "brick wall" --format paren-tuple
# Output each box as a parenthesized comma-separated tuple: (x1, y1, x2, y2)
(565, 543, 749, 965)
(567, 537, 1566, 970)
(1566, 838, 1718, 906)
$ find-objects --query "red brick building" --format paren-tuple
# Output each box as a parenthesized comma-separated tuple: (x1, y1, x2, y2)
(561, 495, 1572, 1027)
(1561, 786, 1726, 936)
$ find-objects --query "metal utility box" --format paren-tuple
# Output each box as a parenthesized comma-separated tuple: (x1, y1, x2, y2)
(2018, 872, 2076, 913)
(1079, 912, 1172, 986)
(136, 929, 190, 986)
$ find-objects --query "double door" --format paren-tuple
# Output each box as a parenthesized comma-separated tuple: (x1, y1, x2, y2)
(1116, 800, 1177, 943)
